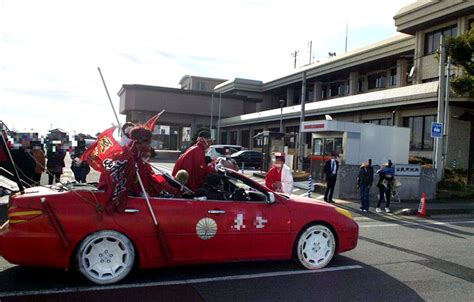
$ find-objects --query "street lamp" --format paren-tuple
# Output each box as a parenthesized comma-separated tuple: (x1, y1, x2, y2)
(279, 99, 285, 133)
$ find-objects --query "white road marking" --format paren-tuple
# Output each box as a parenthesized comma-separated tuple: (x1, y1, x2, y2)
(0, 265, 363, 298)
(359, 220, 474, 228)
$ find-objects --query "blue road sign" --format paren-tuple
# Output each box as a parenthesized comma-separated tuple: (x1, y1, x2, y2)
(431, 122, 443, 138)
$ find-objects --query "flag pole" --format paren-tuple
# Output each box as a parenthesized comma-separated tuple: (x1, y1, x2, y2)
(97, 67, 171, 264)
(97, 67, 122, 135)
(0, 130, 24, 193)
(135, 163, 172, 263)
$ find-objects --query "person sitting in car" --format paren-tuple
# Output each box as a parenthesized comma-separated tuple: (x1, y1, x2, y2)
(194, 174, 226, 201)
(215, 148, 239, 171)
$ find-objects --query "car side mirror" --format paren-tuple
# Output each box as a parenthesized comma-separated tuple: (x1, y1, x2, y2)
(267, 192, 276, 204)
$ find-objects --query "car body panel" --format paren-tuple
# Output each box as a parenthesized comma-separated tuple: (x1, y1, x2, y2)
(0, 170, 357, 272)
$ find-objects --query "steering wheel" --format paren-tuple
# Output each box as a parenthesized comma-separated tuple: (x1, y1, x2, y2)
(232, 188, 249, 201)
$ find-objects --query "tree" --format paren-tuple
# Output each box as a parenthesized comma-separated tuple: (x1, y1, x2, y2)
(445, 27, 474, 96)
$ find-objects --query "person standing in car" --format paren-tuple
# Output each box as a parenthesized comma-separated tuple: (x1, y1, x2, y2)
(172, 131, 213, 191)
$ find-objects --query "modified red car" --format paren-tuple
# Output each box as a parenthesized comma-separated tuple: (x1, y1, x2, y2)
(0, 169, 358, 285)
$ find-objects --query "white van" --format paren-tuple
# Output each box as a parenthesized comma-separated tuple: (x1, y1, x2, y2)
(206, 144, 243, 160)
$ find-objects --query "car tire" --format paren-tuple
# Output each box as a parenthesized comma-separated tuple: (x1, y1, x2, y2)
(295, 224, 336, 270)
(76, 230, 135, 285)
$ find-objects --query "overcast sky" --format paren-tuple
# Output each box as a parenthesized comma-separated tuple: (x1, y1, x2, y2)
(1, 0, 413, 136)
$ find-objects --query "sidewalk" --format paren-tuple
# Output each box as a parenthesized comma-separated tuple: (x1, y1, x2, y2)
(330, 198, 474, 217)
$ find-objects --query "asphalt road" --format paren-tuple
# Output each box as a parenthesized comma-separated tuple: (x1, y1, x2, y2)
(2, 159, 473, 301)
(0, 215, 473, 302)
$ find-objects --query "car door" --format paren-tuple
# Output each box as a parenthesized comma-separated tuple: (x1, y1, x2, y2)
(223, 176, 292, 259)
(150, 197, 234, 263)
(114, 196, 231, 264)
(225, 199, 292, 259)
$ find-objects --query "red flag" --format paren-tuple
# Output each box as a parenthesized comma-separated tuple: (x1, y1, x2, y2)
(81, 127, 124, 172)
(144, 110, 165, 133)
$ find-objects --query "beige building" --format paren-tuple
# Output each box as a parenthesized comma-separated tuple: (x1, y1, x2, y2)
(118, 83, 259, 151)
(216, 0, 474, 173)
(178, 75, 227, 91)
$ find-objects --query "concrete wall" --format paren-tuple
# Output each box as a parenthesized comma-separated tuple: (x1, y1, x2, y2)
(120, 86, 246, 118)
(333, 165, 437, 201)
(446, 106, 472, 169)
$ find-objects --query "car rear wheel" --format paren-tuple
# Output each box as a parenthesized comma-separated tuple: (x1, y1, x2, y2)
(295, 224, 336, 270)
(76, 230, 135, 285)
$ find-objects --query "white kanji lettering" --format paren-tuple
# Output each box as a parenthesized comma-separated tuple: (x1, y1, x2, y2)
(255, 215, 268, 229)
(232, 213, 245, 231)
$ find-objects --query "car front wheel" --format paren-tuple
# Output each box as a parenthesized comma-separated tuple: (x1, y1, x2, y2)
(295, 224, 336, 270)
(76, 230, 135, 285)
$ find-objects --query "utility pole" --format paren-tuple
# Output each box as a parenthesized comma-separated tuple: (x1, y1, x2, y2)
(279, 99, 285, 133)
(443, 56, 451, 169)
(308, 41, 312, 64)
(217, 92, 222, 144)
(435, 35, 446, 182)
(210, 93, 214, 138)
(298, 71, 307, 172)
(345, 22, 348, 53)
(291, 50, 299, 69)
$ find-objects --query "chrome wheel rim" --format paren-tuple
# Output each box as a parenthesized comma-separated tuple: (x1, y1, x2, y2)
(81, 235, 131, 281)
(298, 225, 335, 269)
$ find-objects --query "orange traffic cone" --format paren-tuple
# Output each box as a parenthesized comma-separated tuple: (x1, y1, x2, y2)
(417, 192, 427, 217)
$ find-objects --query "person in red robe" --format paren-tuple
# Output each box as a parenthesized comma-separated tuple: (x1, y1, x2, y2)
(265, 154, 294, 194)
(265, 156, 283, 192)
(172, 131, 213, 191)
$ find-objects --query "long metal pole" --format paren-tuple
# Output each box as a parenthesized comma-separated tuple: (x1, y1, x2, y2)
(443, 56, 451, 167)
(435, 35, 446, 181)
(98, 67, 122, 134)
(135, 164, 172, 263)
(280, 103, 283, 133)
(217, 92, 222, 144)
(298, 71, 307, 171)
(210, 93, 214, 138)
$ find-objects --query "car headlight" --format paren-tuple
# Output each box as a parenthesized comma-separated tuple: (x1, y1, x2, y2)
(336, 207, 353, 220)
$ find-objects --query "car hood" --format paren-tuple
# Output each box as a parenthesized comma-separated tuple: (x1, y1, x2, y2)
(286, 194, 336, 209)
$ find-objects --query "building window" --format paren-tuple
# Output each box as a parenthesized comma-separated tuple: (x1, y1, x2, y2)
(364, 118, 392, 126)
(368, 72, 386, 90)
(358, 78, 364, 93)
(389, 68, 397, 86)
(220, 131, 227, 144)
(253, 129, 263, 148)
(329, 81, 347, 97)
(241, 130, 250, 148)
(197, 81, 206, 91)
(321, 86, 327, 100)
(230, 131, 237, 145)
(424, 25, 457, 55)
(403, 115, 435, 151)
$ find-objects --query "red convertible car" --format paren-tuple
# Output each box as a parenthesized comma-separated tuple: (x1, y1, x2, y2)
(0, 169, 358, 285)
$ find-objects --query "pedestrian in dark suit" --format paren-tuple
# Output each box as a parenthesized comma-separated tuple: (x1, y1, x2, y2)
(323, 152, 339, 203)
(357, 159, 374, 212)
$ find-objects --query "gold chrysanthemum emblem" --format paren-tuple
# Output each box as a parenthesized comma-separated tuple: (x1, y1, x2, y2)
(196, 217, 217, 240)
